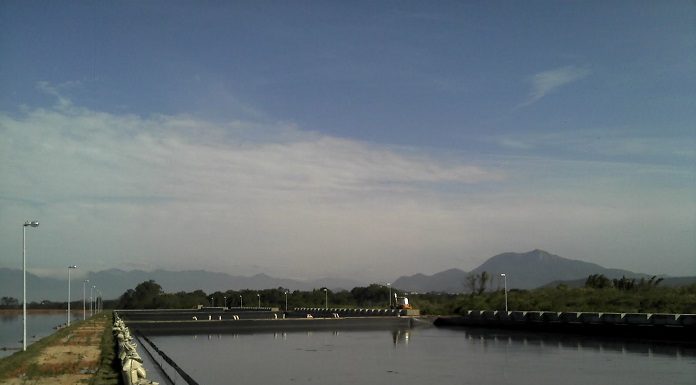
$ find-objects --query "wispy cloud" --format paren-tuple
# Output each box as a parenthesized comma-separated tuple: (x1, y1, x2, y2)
(518, 66, 590, 107)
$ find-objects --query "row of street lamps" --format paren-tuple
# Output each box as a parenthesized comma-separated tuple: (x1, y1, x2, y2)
(212, 289, 329, 312)
(22, 220, 104, 351)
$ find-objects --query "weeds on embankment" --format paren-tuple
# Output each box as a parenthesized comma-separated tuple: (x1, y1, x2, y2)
(0, 312, 121, 384)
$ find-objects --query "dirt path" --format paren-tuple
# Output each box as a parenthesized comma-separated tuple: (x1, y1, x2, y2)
(0, 316, 110, 385)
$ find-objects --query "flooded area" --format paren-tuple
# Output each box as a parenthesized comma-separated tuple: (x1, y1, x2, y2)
(146, 327, 696, 385)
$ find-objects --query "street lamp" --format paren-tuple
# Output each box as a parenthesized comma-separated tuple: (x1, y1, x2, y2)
(83, 279, 89, 320)
(22, 220, 39, 351)
(257, 293, 260, 308)
(387, 283, 392, 308)
(501, 273, 508, 313)
(323, 288, 328, 309)
(67, 265, 77, 326)
(224, 296, 227, 309)
(239, 295, 243, 308)
(284, 291, 288, 312)
(90, 285, 95, 316)
(210, 297, 214, 307)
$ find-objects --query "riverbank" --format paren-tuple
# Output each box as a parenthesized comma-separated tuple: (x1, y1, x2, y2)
(0, 312, 119, 385)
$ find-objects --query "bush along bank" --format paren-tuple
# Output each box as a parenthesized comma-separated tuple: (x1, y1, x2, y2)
(113, 315, 158, 385)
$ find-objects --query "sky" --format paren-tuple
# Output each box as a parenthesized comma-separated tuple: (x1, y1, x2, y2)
(1, 1, 694, 284)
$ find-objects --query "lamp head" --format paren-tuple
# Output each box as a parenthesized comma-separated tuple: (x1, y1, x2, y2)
(24, 221, 39, 228)
(69, 265, 77, 269)
(500, 273, 506, 277)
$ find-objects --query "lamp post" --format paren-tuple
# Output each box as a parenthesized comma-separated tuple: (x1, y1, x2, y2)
(224, 296, 227, 309)
(323, 288, 328, 309)
(83, 279, 89, 320)
(387, 283, 391, 308)
(90, 285, 95, 316)
(210, 297, 214, 307)
(501, 273, 508, 313)
(22, 220, 39, 351)
(239, 295, 243, 308)
(257, 293, 260, 308)
(67, 265, 77, 326)
(284, 291, 288, 312)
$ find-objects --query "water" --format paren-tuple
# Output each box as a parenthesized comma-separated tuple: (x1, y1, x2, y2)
(0, 310, 84, 358)
(147, 327, 696, 385)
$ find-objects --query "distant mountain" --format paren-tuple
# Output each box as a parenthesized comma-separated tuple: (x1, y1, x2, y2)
(0, 268, 362, 302)
(393, 249, 647, 293)
(391, 268, 467, 293)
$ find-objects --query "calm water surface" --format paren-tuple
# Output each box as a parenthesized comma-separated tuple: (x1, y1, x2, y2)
(0, 310, 82, 358)
(147, 327, 696, 385)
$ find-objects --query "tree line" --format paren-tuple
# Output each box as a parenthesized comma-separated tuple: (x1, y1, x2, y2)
(116, 280, 406, 310)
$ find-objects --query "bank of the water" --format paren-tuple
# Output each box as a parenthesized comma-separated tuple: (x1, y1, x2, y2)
(0, 309, 84, 357)
(435, 310, 696, 343)
(0, 312, 120, 385)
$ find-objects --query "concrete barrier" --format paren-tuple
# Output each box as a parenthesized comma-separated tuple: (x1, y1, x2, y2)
(600, 313, 623, 324)
(510, 311, 527, 322)
(579, 312, 601, 324)
(542, 312, 561, 323)
(623, 313, 650, 325)
(650, 314, 679, 326)
(113, 315, 159, 385)
(679, 314, 696, 326)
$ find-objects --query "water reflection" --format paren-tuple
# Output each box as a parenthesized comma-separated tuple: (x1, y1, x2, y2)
(147, 327, 696, 385)
(460, 328, 696, 358)
(392, 329, 410, 345)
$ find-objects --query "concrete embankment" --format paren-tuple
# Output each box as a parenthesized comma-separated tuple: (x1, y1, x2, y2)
(435, 310, 696, 343)
(116, 307, 421, 335)
(120, 315, 416, 335)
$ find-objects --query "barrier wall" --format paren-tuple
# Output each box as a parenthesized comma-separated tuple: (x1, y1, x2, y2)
(434, 311, 696, 342)
(113, 315, 159, 385)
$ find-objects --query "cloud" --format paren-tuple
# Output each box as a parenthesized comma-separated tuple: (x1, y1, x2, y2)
(0, 101, 505, 280)
(1, 96, 693, 281)
(518, 66, 590, 107)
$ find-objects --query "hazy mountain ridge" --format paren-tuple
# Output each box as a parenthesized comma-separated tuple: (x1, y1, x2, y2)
(0, 268, 362, 302)
(393, 249, 653, 292)
(3, 249, 692, 302)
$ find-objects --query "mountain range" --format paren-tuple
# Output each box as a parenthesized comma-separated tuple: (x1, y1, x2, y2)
(0, 268, 362, 303)
(2, 249, 693, 302)
(392, 249, 694, 292)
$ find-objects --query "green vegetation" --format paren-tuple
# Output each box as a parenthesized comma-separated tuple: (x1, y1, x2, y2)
(90, 312, 121, 385)
(117, 275, 696, 315)
(449, 282, 696, 315)
(117, 280, 406, 310)
(0, 313, 118, 383)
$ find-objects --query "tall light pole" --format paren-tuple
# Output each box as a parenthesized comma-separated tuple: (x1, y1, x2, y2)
(257, 293, 260, 308)
(83, 279, 89, 320)
(22, 220, 39, 351)
(239, 295, 243, 308)
(223, 296, 227, 309)
(67, 265, 77, 326)
(210, 297, 214, 307)
(90, 285, 95, 316)
(284, 291, 288, 312)
(501, 273, 508, 313)
(323, 288, 328, 309)
(387, 283, 392, 308)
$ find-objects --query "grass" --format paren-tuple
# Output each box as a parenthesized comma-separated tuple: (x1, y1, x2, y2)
(90, 312, 122, 385)
(0, 312, 122, 384)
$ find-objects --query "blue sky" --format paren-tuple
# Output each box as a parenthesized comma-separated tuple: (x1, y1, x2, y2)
(1, 1, 694, 283)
